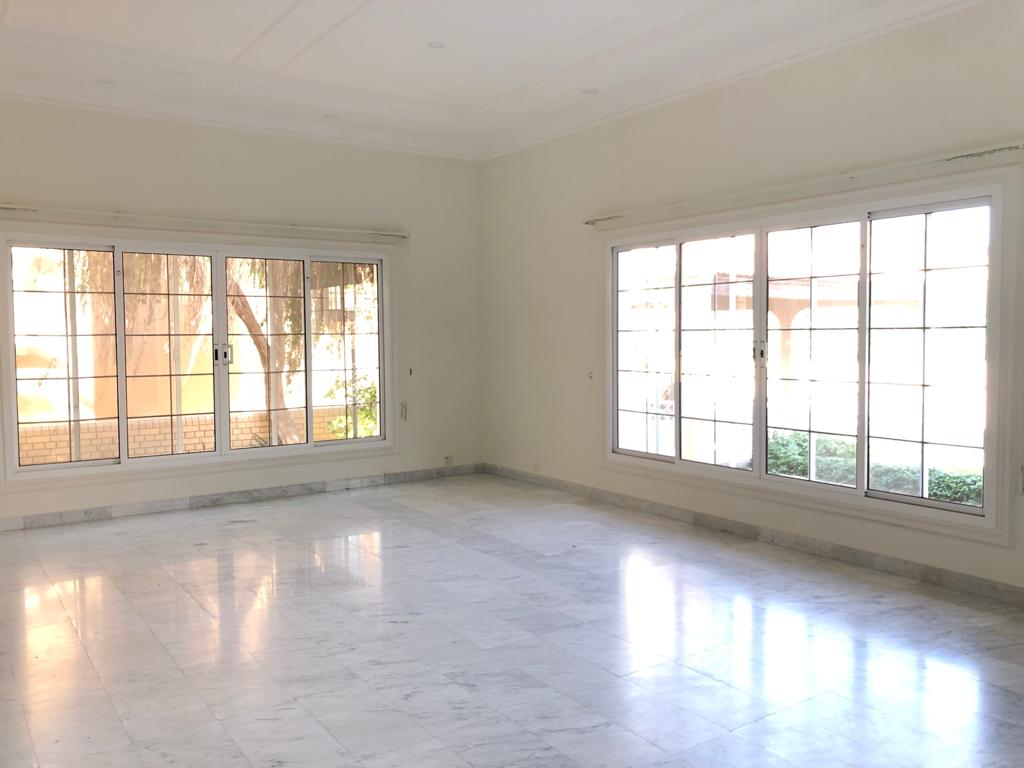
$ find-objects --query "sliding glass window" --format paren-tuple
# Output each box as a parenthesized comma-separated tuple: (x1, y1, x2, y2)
(867, 204, 989, 508)
(12, 247, 118, 465)
(614, 245, 676, 458)
(679, 235, 755, 469)
(612, 194, 994, 518)
(5, 243, 387, 470)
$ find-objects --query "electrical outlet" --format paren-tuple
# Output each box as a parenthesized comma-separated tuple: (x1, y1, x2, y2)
(444, 455, 453, 467)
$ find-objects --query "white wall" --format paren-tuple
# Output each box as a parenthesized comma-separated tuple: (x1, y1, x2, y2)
(480, 0, 1024, 586)
(0, 102, 483, 518)
(3, 0, 1024, 590)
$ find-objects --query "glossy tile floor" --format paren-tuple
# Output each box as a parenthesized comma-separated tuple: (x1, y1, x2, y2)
(3, 476, 1024, 767)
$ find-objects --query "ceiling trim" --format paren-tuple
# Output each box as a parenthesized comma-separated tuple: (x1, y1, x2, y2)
(481, 0, 988, 160)
(0, 0, 987, 161)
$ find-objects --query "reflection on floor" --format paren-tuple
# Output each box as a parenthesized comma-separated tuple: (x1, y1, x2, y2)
(2, 475, 1023, 767)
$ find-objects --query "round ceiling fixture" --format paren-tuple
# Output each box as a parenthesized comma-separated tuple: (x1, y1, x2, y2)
(324, 113, 340, 119)
(427, 41, 446, 49)
(97, 78, 117, 86)
(581, 88, 599, 96)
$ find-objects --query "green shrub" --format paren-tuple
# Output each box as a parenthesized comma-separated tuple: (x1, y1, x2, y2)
(767, 430, 982, 505)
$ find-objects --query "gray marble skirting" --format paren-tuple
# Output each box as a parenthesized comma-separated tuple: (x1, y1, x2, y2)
(480, 463, 1024, 608)
(3, 463, 482, 531)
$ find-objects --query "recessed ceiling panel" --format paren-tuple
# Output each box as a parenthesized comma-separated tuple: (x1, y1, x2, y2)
(0, 0, 982, 158)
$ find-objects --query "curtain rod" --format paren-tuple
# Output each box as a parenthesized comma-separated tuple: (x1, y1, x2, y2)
(583, 141, 1024, 230)
(0, 203, 407, 243)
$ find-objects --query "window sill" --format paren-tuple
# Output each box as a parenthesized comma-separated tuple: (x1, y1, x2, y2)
(1, 436, 396, 491)
(605, 450, 1010, 547)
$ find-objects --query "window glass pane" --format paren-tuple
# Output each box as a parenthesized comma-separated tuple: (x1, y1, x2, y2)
(17, 379, 69, 422)
(869, 438, 922, 496)
(925, 444, 983, 507)
(67, 293, 116, 335)
(618, 289, 673, 331)
(169, 254, 211, 295)
(767, 428, 809, 480)
(924, 328, 985, 388)
(124, 294, 168, 335)
(869, 272, 923, 328)
(767, 224, 859, 484)
(127, 377, 171, 418)
(12, 247, 119, 465)
(620, 245, 675, 289)
(768, 279, 810, 329)
(810, 330, 858, 382)
(680, 418, 714, 464)
(12, 247, 65, 291)
(870, 329, 923, 385)
(869, 384, 922, 441)
(810, 381, 858, 435)
(871, 214, 924, 273)
(810, 275, 858, 328)
(268, 259, 304, 296)
(170, 295, 213, 336)
(18, 422, 69, 466)
(767, 330, 810, 380)
(310, 261, 383, 442)
(679, 235, 754, 469)
(767, 378, 809, 431)
(812, 222, 860, 277)
(73, 336, 118, 378)
(67, 250, 115, 293)
(681, 235, 753, 285)
(173, 414, 215, 455)
(679, 374, 715, 420)
(925, 267, 987, 327)
(680, 331, 714, 375)
(923, 387, 985, 447)
(926, 206, 989, 269)
(812, 433, 856, 487)
(172, 375, 215, 415)
(125, 252, 214, 458)
(680, 285, 716, 329)
(227, 257, 308, 449)
(171, 335, 214, 376)
(716, 421, 752, 470)
(123, 252, 167, 294)
(868, 203, 989, 508)
(768, 228, 811, 279)
(127, 336, 170, 376)
(715, 376, 753, 424)
(615, 246, 676, 458)
(15, 336, 68, 379)
(14, 292, 67, 335)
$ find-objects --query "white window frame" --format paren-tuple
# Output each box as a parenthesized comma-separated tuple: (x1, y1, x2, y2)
(0, 228, 395, 482)
(607, 169, 1014, 541)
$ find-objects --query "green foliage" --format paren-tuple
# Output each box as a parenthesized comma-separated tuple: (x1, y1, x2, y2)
(812, 436, 857, 486)
(766, 430, 808, 478)
(325, 375, 379, 439)
(767, 430, 982, 506)
(925, 468, 983, 507)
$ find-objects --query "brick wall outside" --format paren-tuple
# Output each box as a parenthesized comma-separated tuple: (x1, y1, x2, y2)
(17, 407, 375, 465)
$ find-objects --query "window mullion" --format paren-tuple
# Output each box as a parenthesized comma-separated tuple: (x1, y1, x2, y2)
(303, 257, 314, 446)
(674, 243, 682, 462)
(211, 252, 230, 456)
(857, 217, 869, 493)
(113, 246, 129, 466)
(754, 227, 768, 478)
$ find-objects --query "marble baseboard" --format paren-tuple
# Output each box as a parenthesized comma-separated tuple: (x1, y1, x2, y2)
(4, 463, 483, 532)
(481, 463, 1024, 608)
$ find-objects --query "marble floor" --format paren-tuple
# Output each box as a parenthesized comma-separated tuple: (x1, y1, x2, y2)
(2, 476, 1024, 767)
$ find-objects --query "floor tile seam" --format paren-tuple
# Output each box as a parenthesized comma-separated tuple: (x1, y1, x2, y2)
(289, 692, 409, 761)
